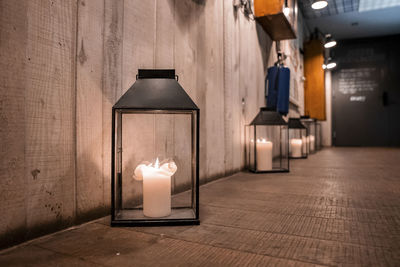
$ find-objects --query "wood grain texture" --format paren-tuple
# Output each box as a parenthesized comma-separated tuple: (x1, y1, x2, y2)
(155, 0, 175, 68)
(4, 148, 400, 266)
(304, 39, 326, 120)
(0, 0, 28, 245)
(239, 14, 270, 128)
(223, 0, 241, 174)
(122, 0, 156, 91)
(173, 0, 206, 180)
(76, 0, 105, 219)
(102, 0, 124, 210)
(25, 0, 76, 230)
(203, 0, 225, 180)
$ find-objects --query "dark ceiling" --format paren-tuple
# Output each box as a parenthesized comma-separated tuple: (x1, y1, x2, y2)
(298, 0, 400, 40)
(299, 0, 359, 19)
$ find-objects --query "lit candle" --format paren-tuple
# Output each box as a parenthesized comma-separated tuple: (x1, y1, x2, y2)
(256, 138, 273, 171)
(290, 138, 302, 158)
(134, 158, 177, 218)
(309, 135, 315, 152)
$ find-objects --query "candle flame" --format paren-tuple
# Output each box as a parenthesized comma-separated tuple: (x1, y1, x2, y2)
(154, 158, 160, 169)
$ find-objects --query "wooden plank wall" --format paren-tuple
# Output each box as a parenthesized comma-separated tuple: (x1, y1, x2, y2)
(0, 0, 28, 248)
(76, 0, 105, 221)
(0, 0, 304, 248)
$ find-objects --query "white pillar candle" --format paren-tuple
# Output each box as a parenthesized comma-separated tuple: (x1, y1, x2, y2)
(256, 138, 273, 171)
(134, 159, 177, 218)
(309, 135, 315, 152)
(290, 138, 302, 158)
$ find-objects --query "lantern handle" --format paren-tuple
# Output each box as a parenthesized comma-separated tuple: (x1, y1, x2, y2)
(135, 73, 178, 81)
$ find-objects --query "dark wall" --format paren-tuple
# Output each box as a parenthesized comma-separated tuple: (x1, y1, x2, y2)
(331, 35, 400, 146)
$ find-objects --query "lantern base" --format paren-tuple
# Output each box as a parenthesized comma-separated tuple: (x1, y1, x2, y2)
(111, 207, 199, 227)
(248, 169, 289, 174)
(289, 156, 308, 159)
(111, 219, 200, 227)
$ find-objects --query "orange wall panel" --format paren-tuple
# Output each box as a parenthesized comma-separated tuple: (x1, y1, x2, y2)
(304, 39, 326, 120)
(254, 0, 284, 17)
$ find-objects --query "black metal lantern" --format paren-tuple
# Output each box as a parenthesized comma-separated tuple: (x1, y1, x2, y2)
(300, 116, 317, 154)
(111, 69, 199, 226)
(245, 108, 289, 173)
(288, 118, 308, 159)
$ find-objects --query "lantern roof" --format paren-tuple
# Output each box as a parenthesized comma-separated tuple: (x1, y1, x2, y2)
(113, 69, 198, 110)
(300, 115, 316, 122)
(288, 118, 306, 129)
(249, 107, 287, 125)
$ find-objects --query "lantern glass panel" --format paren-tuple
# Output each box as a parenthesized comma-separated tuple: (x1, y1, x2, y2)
(245, 125, 256, 171)
(289, 128, 307, 158)
(301, 117, 317, 154)
(288, 118, 308, 158)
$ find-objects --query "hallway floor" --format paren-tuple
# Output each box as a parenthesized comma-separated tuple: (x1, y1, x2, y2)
(1, 148, 400, 266)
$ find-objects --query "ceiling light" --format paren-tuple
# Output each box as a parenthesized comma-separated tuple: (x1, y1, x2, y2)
(326, 62, 337, 69)
(323, 57, 337, 70)
(324, 35, 337, 48)
(325, 40, 337, 48)
(311, 1, 328, 10)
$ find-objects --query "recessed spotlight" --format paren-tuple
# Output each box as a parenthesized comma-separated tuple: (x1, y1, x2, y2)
(326, 62, 337, 69)
(311, 1, 328, 10)
(324, 35, 337, 48)
(325, 40, 336, 48)
(323, 57, 337, 70)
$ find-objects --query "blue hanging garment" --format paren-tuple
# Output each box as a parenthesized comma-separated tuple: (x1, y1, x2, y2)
(265, 66, 279, 109)
(265, 66, 290, 115)
(277, 67, 290, 115)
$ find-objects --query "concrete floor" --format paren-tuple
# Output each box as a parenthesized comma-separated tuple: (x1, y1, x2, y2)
(1, 147, 400, 266)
